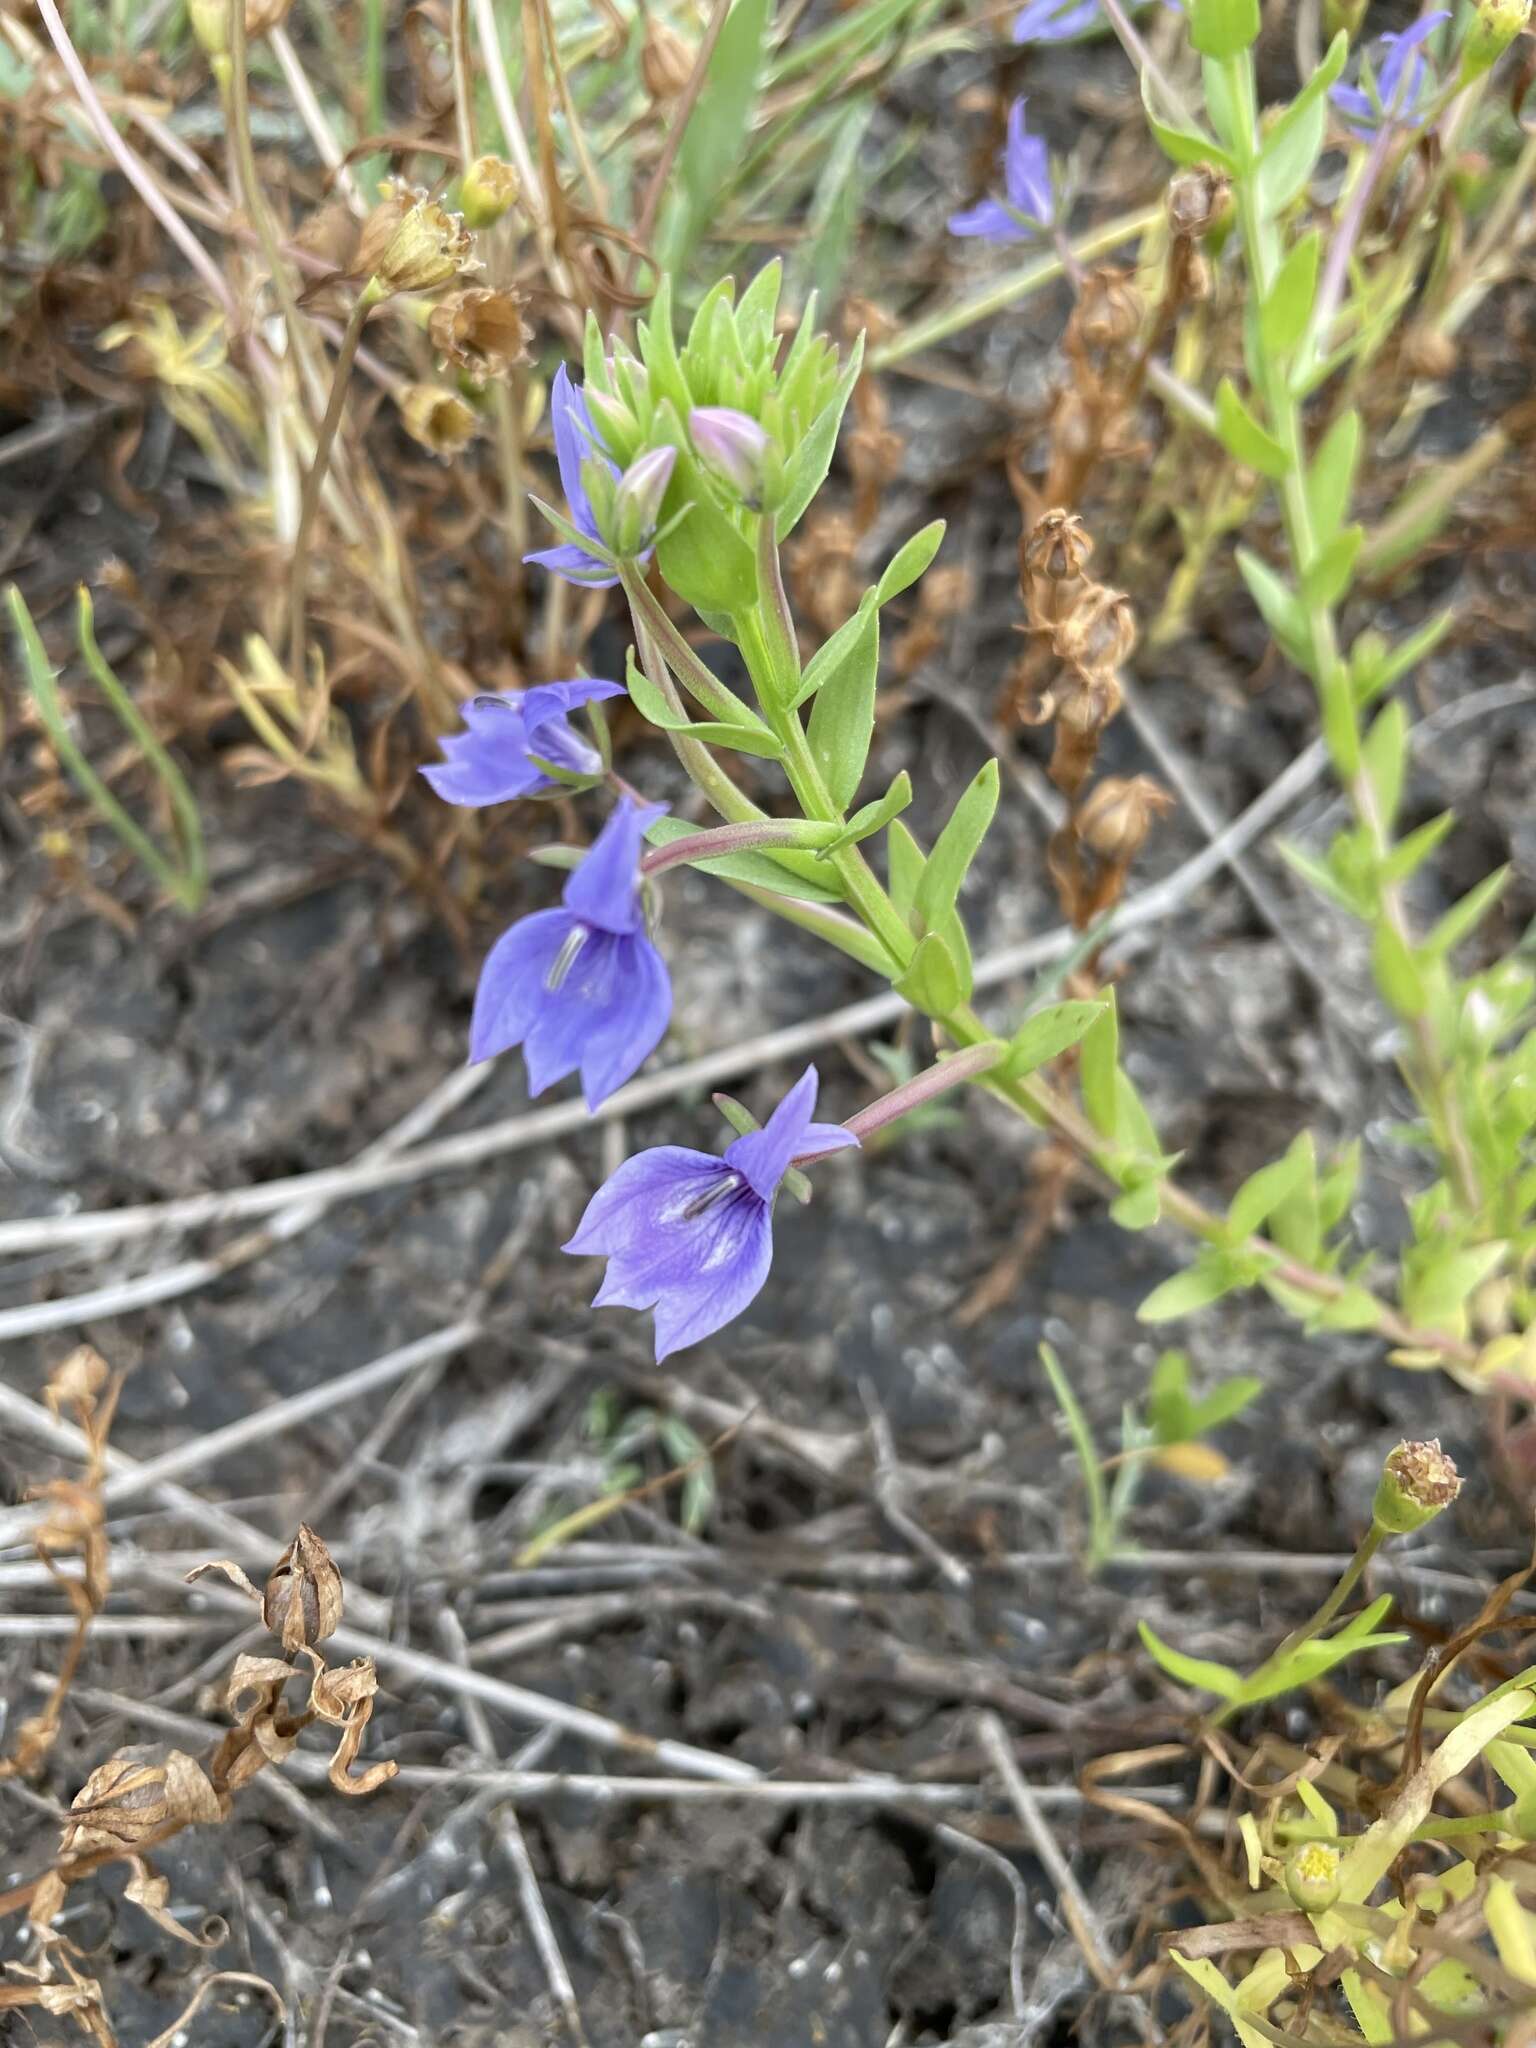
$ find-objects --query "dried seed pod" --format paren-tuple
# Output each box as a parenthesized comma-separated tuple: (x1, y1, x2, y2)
(1167, 164, 1231, 239)
(460, 153, 519, 228)
(641, 17, 696, 99)
(262, 1523, 344, 1653)
(1072, 266, 1143, 351)
(43, 1345, 109, 1419)
(1074, 774, 1174, 863)
(1052, 581, 1137, 679)
(429, 286, 530, 384)
(61, 1746, 222, 1859)
(360, 185, 475, 296)
(399, 383, 480, 456)
(1373, 1438, 1462, 1533)
(1021, 508, 1093, 585)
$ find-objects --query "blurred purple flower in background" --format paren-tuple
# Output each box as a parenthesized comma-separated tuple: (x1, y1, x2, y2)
(470, 796, 671, 1109)
(421, 679, 624, 805)
(1331, 12, 1451, 139)
(524, 363, 620, 587)
(949, 100, 1055, 243)
(564, 1065, 859, 1359)
(1013, 0, 1180, 42)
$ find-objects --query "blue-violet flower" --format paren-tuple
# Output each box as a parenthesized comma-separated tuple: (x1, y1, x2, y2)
(1013, 0, 1179, 42)
(422, 678, 624, 805)
(524, 363, 620, 587)
(563, 1064, 859, 1359)
(949, 100, 1055, 243)
(470, 796, 672, 1110)
(1331, 12, 1451, 139)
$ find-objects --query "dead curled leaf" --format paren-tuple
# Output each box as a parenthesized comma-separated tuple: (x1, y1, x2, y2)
(122, 1855, 226, 1947)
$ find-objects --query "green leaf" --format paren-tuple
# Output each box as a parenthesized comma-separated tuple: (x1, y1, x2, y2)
(1381, 810, 1455, 886)
(1268, 1131, 1321, 1262)
(1110, 1181, 1163, 1229)
(1260, 232, 1320, 355)
(914, 760, 999, 933)
(876, 521, 945, 605)
(1079, 995, 1120, 1139)
(1425, 867, 1509, 959)
(1001, 999, 1107, 1080)
(1186, 1375, 1264, 1435)
(893, 930, 965, 1017)
(658, 0, 772, 274)
(1351, 610, 1453, 704)
(805, 596, 880, 809)
(1235, 546, 1311, 666)
(1312, 1284, 1382, 1331)
(1141, 69, 1237, 167)
(1215, 378, 1290, 479)
(1138, 1621, 1243, 1701)
(1318, 1142, 1360, 1234)
(734, 259, 782, 354)
(1275, 837, 1365, 916)
(1372, 920, 1429, 1018)
(777, 335, 864, 540)
(1303, 524, 1364, 608)
(1189, 0, 1259, 59)
(643, 815, 845, 904)
(1255, 88, 1326, 216)
(1202, 55, 1244, 151)
(887, 818, 923, 922)
(1147, 1350, 1195, 1442)
(1139, 1253, 1246, 1322)
(1361, 701, 1408, 830)
(1227, 1142, 1312, 1242)
(1307, 409, 1360, 545)
(653, 497, 759, 618)
(624, 649, 782, 755)
(816, 772, 913, 858)
(793, 590, 878, 708)
(1402, 1241, 1505, 1329)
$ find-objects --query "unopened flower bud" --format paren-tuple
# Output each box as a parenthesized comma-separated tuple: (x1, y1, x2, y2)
(1462, 0, 1530, 76)
(1053, 581, 1137, 678)
(690, 405, 773, 508)
(262, 1523, 344, 1652)
(1285, 1840, 1342, 1912)
(612, 444, 677, 554)
(460, 155, 519, 229)
(399, 384, 479, 457)
(1373, 1438, 1463, 1534)
(428, 286, 529, 384)
(1074, 267, 1143, 350)
(641, 17, 696, 99)
(1167, 165, 1231, 239)
(1074, 774, 1174, 863)
(62, 1746, 221, 1858)
(1022, 508, 1093, 583)
(364, 191, 475, 297)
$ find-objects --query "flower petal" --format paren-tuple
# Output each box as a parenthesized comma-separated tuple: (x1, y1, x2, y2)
(564, 1146, 722, 1257)
(726, 1065, 826, 1201)
(948, 199, 1032, 242)
(1004, 102, 1055, 225)
(650, 1200, 773, 1359)
(561, 797, 668, 936)
(576, 933, 671, 1110)
(1013, 0, 1098, 41)
(468, 909, 576, 1065)
(523, 541, 620, 588)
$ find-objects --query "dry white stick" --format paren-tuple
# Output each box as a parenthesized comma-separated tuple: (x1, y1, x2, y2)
(437, 1612, 590, 2047)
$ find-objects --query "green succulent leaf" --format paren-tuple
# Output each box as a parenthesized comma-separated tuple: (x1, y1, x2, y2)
(1138, 1621, 1244, 1701)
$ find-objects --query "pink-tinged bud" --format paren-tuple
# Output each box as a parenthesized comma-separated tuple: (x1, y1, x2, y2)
(689, 406, 772, 507)
(612, 445, 676, 555)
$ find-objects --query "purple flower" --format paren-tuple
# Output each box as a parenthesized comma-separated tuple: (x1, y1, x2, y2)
(421, 678, 624, 806)
(564, 1065, 859, 1359)
(470, 796, 672, 1109)
(1013, 0, 1179, 41)
(1331, 12, 1450, 139)
(1012, 0, 1100, 40)
(524, 364, 620, 588)
(949, 100, 1055, 243)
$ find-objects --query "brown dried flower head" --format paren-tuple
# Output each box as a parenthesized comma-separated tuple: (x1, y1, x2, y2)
(460, 153, 519, 228)
(429, 286, 530, 384)
(1022, 508, 1093, 585)
(1074, 774, 1175, 863)
(399, 383, 480, 456)
(641, 17, 696, 99)
(61, 1746, 221, 1858)
(1052, 581, 1137, 679)
(360, 184, 475, 296)
(1167, 164, 1231, 239)
(44, 1345, 109, 1420)
(262, 1523, 344, 1653)
(1374, 1438, 1463, 1533)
